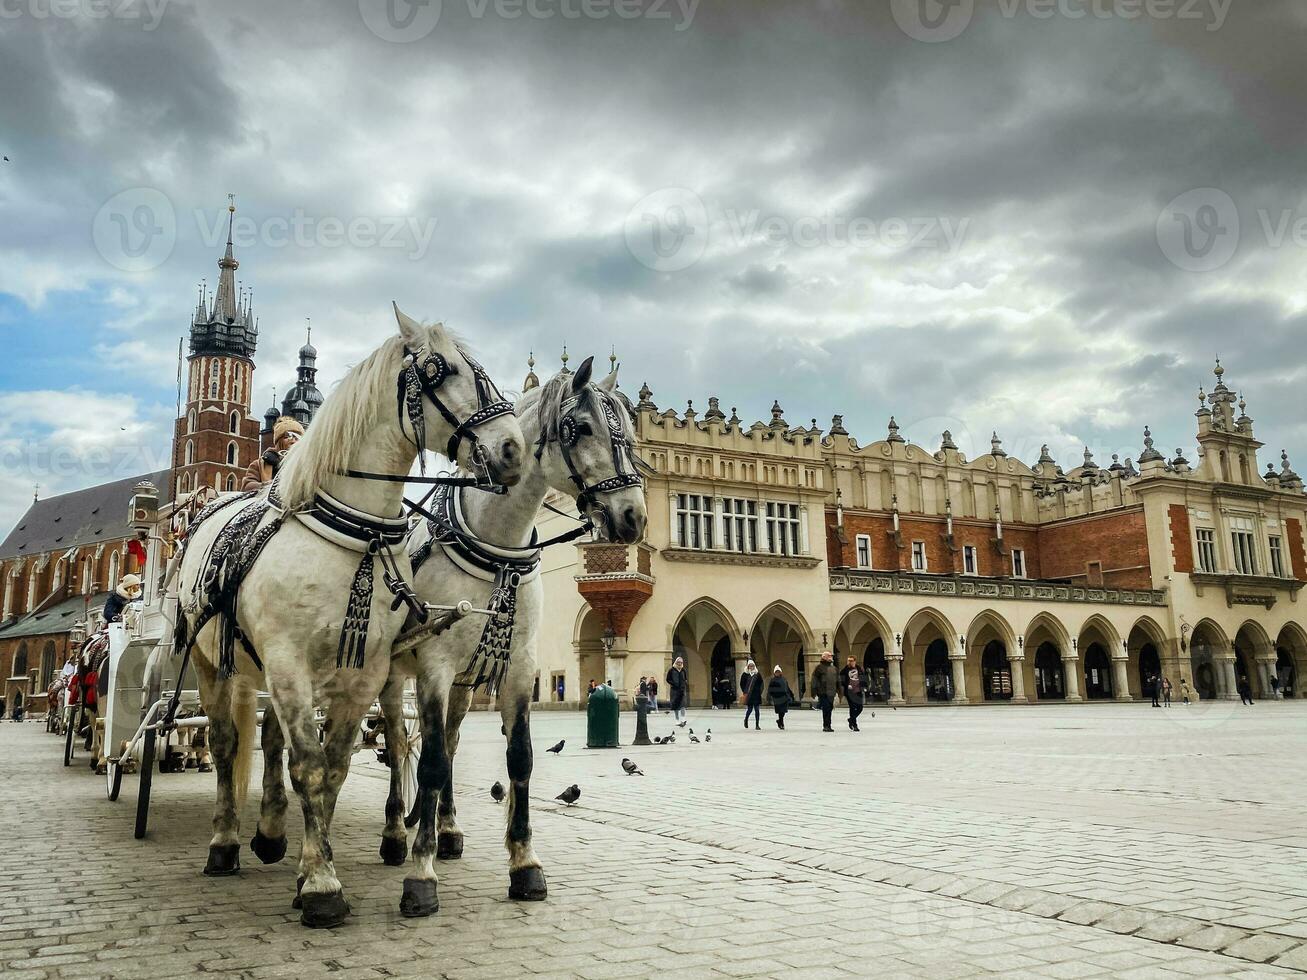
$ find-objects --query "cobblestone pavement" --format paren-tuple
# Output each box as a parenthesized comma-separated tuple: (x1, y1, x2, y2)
(3, 699, 1307, 978)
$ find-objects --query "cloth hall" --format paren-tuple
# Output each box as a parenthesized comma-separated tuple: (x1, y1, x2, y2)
(534, 361, 1307, 709)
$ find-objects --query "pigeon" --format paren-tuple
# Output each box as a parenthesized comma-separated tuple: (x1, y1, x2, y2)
(555, 784, 581, 806)
(653, 735, 663, 744)
(705, 729, 712, 743)
(546, 740, 565, 754)
(689, 734, 700, 744)
(621, 758, 643, 776)
(490, 781, 505, 803)
(665, 732, 675, 744)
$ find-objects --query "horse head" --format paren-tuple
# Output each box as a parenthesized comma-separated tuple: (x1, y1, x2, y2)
(533, 355, 648, 544)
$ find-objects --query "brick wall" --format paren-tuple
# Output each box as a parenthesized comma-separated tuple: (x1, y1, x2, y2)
(827, 510, 1040, 577)
(1168, 504, 1193, 575)
(1037, 507, 1153, 589)
(1287, 517, 1307, 581)
(583, 545, 629, 574)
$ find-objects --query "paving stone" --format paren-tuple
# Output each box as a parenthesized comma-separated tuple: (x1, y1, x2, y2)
(1175, 924, 1251, 953)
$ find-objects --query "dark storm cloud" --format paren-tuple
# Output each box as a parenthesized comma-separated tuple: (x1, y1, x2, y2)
(1, 0, 1306, 528)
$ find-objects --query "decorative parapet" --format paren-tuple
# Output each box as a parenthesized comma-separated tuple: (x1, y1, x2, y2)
(662, 547, 821, 570)
(1189, 572, 1302, 609)
(830, 570, 1167, 606)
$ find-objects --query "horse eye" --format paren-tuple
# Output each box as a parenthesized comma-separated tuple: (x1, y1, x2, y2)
(575, 422, 594, 437)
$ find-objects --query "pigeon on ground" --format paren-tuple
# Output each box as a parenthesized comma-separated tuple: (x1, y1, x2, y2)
(689, 734, 700, 744)
(705, 729, 712, 742)
(653, 735, 663, 744)
(490, 781, 505, 803)
(871, 712, 875, 718)
(555, 784, 581, 806)
(546, 740, 565, 754)
(665, 732, 675, 744)
(621, 758, 643, 775)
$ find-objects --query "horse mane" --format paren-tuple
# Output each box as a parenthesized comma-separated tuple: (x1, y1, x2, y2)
(276, 335, 407, 510)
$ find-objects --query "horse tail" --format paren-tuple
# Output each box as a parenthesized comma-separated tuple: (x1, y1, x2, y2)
(231, 684, 258, 812)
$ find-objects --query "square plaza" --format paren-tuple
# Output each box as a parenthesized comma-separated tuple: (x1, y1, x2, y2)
(3, 699, 1306, 978)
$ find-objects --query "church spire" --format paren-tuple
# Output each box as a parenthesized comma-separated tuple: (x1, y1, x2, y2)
(211, 194, 240, 323)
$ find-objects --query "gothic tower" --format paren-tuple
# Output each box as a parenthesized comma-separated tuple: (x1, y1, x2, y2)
(172, 198, 263, 497)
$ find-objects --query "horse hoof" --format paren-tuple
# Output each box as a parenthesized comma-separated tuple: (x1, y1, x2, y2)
(379, 835, 408, 867)
(292, 876, 304, 910)
(300, 890, 351, 929)
(250, 830, 287, 865)
(436, 832, 463, 860)
(508, 866, 548, 901)
(202, 843, 240, 877)
(399, 878, 439, 918)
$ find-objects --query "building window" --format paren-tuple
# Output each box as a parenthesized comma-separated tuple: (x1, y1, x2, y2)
(963, 544, 978, 575)
(26, 571, 37, 611)
(229, 411, 239, 433)
(1195, 528, 1217, 573)
(675, 493, 714, 550)
(1011, 548, 1026, 578)
(765, 502, 801, 556)
(2, 572, 13, 619)
(1230, 516, 1257, 575)
(225, 475, 236, 492)
(187, 409, 195, 434)
(1270, 535, 1285, 577)
(721, 498, 758, 553)
(855, 534, 871, 569)
(911, 541, 927, 572)
(107, 551, 120, 590)
(81, 561, 91, 595)
(226, 442, 238, 465)
(184, 440, 194, 466)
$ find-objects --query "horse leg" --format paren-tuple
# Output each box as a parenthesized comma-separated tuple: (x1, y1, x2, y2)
(195, 657, 251, 878)
(400, 687, 449, 918)
(437, 684, 474, 860)
(502, 691, 546, 901)
(320, 704, 365, 835)
(378, 673, 409, 866)
(250, 702, 288, 865)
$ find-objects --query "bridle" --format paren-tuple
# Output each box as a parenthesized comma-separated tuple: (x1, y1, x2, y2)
(344, 341, 515, 492)
(537, 385, 644, 516)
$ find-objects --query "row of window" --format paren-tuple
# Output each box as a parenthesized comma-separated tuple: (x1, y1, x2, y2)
(2, 551, 122, 620)
(674, 494, 806, 556)
(185, 409, 245, 435)
(1194, 518, 1286, 577)
(854, 535, 1027, 578)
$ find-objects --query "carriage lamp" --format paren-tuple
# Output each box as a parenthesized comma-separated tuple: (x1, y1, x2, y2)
(601, 625, 616, 656)
(69, 620, 86, 647)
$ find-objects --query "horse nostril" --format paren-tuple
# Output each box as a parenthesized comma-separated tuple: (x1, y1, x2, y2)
(500, 439, 519, 463)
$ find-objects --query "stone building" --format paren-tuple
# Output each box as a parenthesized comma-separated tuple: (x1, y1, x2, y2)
(532, 360, 1306, 708)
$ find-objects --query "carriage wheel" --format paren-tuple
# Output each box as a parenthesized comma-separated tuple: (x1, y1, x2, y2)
(64, 707, 78, 766)
(399, 713, 423, 817)
(106, 759, 123, 801)
(134, 729, 156, 839)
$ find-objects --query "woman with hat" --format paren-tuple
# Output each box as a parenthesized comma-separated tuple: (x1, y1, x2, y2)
(241, 415, 304, 491)
(101, 574, 143, 626)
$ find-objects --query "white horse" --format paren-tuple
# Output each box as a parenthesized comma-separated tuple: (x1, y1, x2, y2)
(170, 307, 525, 928)
(378, 354, 648, 916)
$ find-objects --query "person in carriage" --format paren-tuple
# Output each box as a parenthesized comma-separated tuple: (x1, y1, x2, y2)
(85, 574, 143, 773)
(241, 416, 303, 491)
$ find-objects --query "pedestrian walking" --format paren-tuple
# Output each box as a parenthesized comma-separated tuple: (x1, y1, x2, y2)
(1180, 677, 1192, 704)
(839, 656, 865, 731)
(1150, 673, 1161, 708)
(1161, 675, 1172, 707)
(648, 675, 659, 713)
(810, 651, 839, 732)
(742, 660, 763, 730)
(1238, 679, 1254, 705)
(767, 666, 796, 729)
(667, 657, 689, 726)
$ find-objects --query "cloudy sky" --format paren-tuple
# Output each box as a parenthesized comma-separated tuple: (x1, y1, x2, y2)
(1, 0, 1306, 529)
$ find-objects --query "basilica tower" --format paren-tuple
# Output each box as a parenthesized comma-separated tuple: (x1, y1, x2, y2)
(172, 198, 263, 496)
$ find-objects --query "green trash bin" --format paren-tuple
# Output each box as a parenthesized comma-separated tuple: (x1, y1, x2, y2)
(586, 684, 620, 748)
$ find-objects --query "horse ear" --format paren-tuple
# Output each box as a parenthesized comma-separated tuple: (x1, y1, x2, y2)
(571, 355, 594, 392)
(392, 302, 425, 348)
(597, 363, 619, 393)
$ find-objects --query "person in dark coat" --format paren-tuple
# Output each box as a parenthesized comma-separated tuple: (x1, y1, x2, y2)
(767, 666, 796, 729)
(667, 657, 689, 726)
(810, 651, 839, 732)
(839, 656, 865, 731)
(742, 660, 763, 730)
